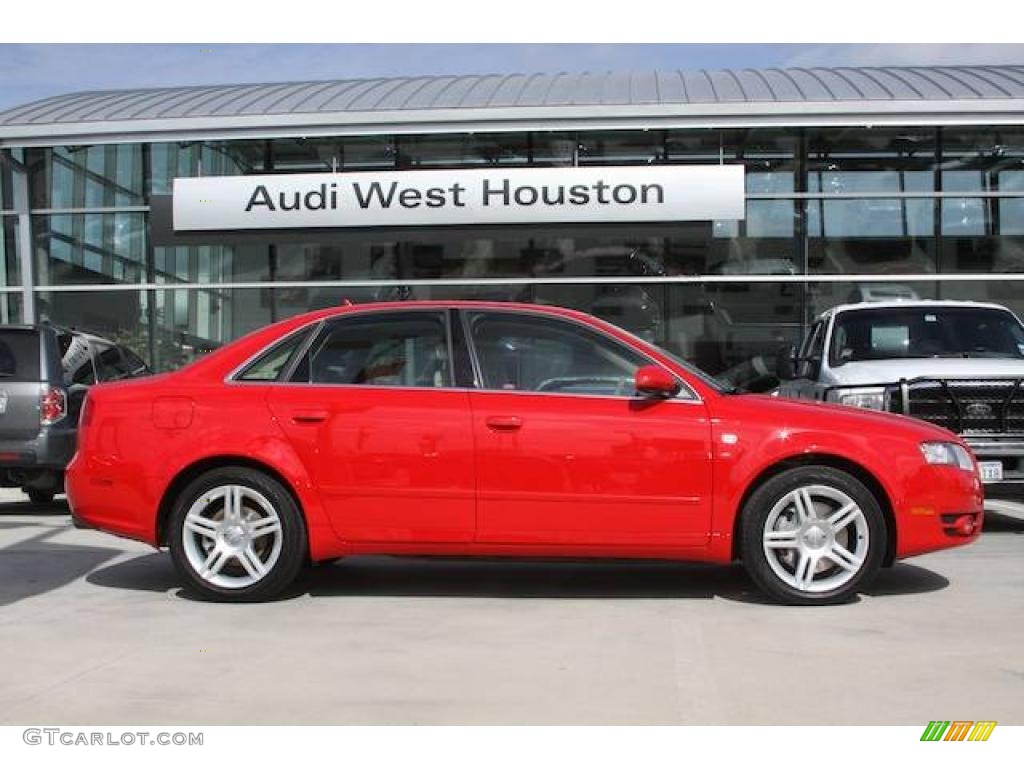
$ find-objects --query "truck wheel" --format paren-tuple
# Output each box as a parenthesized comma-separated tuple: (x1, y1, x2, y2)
(27, 489, 55, 505)
(167, 467, 307, 602)
(741, 466, 886, 605)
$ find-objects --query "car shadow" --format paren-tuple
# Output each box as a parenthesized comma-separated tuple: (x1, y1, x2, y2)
(984, 512, 1024, 534)
(0, 495, 70, 518)
(0, 528, 125, 608)
(86, 553, 949, 605)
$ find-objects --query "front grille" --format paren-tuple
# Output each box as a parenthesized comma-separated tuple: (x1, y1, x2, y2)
(887, 378, 1024, 434)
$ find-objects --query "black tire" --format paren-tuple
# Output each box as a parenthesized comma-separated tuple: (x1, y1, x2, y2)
(26, 489, 55, 505)
(167, 467, 307, 602)
(740, 466, 886, 606)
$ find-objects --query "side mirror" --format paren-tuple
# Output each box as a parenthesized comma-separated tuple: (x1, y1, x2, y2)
(635, 365, 681, 399)
(776, 345, 797, 380)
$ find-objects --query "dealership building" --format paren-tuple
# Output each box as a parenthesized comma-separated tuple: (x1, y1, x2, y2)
(1, 64, 1023, 382)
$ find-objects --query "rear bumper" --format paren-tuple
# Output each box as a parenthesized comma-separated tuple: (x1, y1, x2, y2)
(0, 426, 77, 472)
(65, 452, 157, 545)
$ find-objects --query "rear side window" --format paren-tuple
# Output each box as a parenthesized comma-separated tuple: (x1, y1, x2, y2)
(0, 330, 41, 381)
(298, 312, 451, 387)
(237, 329, 312, 382)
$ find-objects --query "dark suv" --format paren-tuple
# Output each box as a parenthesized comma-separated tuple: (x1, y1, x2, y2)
(0, 324, 149, 503)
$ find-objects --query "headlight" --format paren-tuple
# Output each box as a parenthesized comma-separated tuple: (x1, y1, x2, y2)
(920, 441, 975, 471)
(832, 387, 887, 410)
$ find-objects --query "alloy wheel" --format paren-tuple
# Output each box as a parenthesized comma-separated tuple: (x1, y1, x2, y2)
(761, 484, 870, 594)
(180, 484, 284, 589)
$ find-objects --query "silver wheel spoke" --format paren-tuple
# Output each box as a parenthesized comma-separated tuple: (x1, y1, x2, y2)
(237, 546, 268, 579)
(827, 502, 863, 532)
(200, 545, 231, 579)
(225, 485, 243, 522)
(249, 517, 282, 539)
(764, 529, 799, 549)
(828, 541, 863, 572)
(794, 552, 818, 590)
(792, 488, 815, 523)
(184, 512, 219, 540)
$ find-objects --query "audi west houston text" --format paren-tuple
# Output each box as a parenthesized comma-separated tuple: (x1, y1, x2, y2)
(67, 302, 983, 604)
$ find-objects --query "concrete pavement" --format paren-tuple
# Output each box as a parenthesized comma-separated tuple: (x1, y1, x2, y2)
(0, 488, 1021, 725)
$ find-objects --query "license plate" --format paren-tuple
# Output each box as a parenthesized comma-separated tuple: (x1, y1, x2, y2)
(979, 461, 1004, 482)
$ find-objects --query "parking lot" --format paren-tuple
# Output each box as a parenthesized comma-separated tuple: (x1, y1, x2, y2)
(0, 487, 1022, 726)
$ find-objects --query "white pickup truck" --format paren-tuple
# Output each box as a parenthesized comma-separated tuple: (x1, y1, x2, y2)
(777, 300, 1024, 513)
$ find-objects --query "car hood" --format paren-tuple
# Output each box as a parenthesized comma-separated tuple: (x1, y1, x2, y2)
(828, 357, 1024, 385)
(736, 393, 956, 441)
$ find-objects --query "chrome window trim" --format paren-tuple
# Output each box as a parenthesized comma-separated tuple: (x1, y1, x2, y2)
(227, 379, 706, 405)
(224, 304, 705, 404)
(227, 305, 456, 385)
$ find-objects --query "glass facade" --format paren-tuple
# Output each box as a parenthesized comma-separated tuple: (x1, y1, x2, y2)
(3, 126, 1024, 388)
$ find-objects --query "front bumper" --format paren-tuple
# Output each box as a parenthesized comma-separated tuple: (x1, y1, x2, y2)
(895, 463, 984, 559)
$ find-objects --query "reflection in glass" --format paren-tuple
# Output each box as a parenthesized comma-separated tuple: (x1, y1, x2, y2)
(150, 140, 266, 195)
(578, 131, 664, 165)
(27, 145, 145, 209)
(806, 127, 936, 194)
(1, 216, 20, 286)
(0, 149, 18, 210)
(33, 213, 146, 285)
(272, 136, 395, 172)
(941, 128, 1024, 193)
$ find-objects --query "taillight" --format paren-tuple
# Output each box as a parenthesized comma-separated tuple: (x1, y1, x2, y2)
(40, 385, 67, 425)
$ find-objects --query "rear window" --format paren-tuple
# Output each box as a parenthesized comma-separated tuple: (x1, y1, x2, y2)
(0, 330, 41, 381)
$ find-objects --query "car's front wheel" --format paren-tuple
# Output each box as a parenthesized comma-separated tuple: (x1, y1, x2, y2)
(168, 467, 307, 601)
(740, 466, 886, 605)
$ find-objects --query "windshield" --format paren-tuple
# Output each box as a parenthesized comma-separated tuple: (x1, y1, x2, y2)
(829, 306, 1024, 365)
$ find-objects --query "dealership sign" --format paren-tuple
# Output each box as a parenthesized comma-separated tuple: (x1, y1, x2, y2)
(172, 165, 744, 231)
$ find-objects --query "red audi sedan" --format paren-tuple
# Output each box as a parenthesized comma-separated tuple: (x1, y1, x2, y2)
(67, 302, 983, 604)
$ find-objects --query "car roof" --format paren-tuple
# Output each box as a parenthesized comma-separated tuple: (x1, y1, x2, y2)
(286, 300, 597, 323)
(818, 299, 1019, 320)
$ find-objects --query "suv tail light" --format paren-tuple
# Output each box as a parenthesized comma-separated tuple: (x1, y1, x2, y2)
(40, 385, 66, 425)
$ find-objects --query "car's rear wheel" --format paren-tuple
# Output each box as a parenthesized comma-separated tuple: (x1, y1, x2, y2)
(168, 467, 306, 601)
(740, 466, 886, 605)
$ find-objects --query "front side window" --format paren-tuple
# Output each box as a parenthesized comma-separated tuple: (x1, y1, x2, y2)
(466, 311, 651, 397)
(298, 312, 451, 388)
